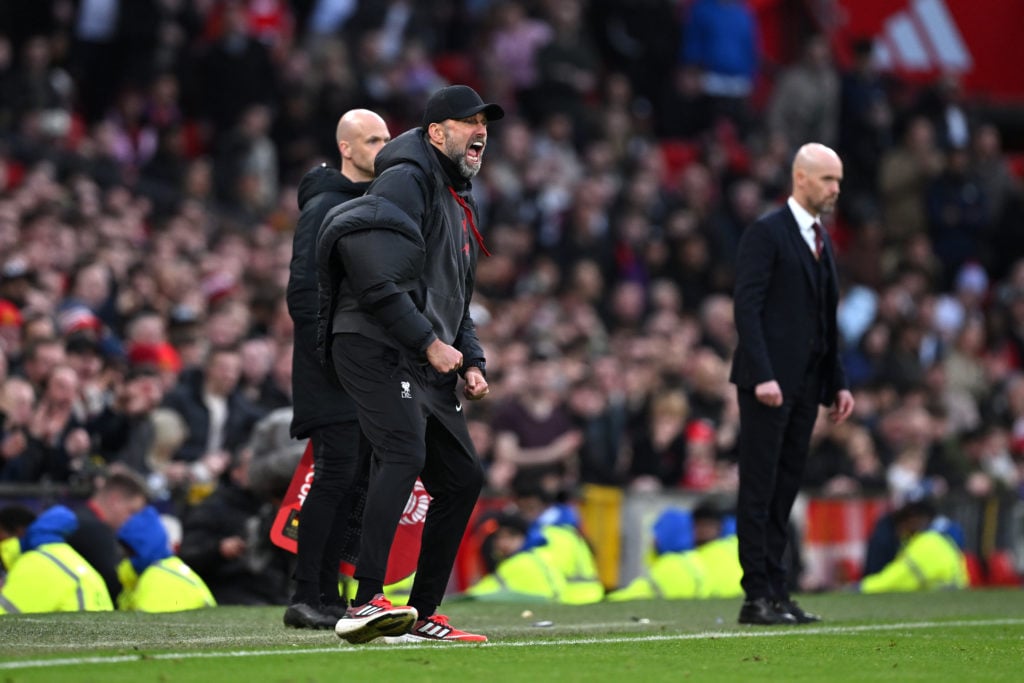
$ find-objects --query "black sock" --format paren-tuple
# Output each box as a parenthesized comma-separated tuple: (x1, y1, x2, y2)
(291, 581, 320, 606)
(353, 579, 384, 606)
(407, 601, 433, 621)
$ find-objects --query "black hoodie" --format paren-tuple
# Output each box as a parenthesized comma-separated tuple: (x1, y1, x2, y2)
(317, 128, 486, 382)
(286, 164, 368, 437)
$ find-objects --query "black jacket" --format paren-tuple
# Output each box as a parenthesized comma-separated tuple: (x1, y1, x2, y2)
(67, 504, 124, 604)
(729, 205, 848, 403)
(317, 128, 486, 379)
(178, 482, 293, 605)
(161, 367, 265, 462)
(286, 164, 368, 437)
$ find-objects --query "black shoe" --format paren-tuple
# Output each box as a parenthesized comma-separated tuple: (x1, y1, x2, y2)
(320, 602, 348, 620)
(738, 597, 798, 625)
(774, 599, 821, 624)
(284, 603, 338, 630)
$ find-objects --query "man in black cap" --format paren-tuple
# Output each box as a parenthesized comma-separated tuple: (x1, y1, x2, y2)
(317, 85, 502, 644)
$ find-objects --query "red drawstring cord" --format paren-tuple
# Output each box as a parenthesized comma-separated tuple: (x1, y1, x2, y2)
(448, 186, 491, 257)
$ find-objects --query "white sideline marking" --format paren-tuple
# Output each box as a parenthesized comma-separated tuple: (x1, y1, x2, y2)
(2, 618, 1022, 670)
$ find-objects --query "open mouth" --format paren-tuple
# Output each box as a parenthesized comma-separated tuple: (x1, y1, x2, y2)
(466, 140, 485, 163)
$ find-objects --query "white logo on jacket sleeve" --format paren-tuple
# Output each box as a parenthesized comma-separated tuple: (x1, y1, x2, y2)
(400, 381, 412, 399)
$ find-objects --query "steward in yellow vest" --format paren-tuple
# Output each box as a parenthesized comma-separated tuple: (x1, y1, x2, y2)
(608, 503, 743, 601)
(464, 504, 604, 604)
(859, 500, 967, 594)
(116, 506, 216, 612)
(0, 505, 113, 614)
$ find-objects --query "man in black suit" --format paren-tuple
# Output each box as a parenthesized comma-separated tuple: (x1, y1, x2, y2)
(730, 142, 855, 625)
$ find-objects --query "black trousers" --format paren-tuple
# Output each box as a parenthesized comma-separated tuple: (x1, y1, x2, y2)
(332, 333, 484, 617)
(735, 361, 822, 601)
(291, 419, 369, 605)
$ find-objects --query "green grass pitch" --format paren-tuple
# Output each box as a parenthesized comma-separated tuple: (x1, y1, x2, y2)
(1, 589, 1022, 682)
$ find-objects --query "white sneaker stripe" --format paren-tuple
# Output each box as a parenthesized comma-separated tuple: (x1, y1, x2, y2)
(418, 622, 452, 638)
(353, 605, 383, 617)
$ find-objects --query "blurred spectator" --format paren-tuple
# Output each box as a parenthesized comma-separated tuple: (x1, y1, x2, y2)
(116, 505, 216, 612)
(607, 501, 742, 601)
(3, 364, 91, 483)
(0, 504, 114, 614)
(859, 499, 967, 593)
(69, 0, 121, 123)
(629, 388, 689, 491)
(465, 491, 603, 604)
(878, 116, 944, 247)
(657, 65, 712, 140)
(837, 37, 893, 217)
(161, 344, 265, 492)
(0, 299, 23, 360)
(0, 376, 35, 479)
(13, 336, 65, 394)
(913, 74, 973, 152)
(489, 352, 582, 497)
(484, 0, 553, 111)
(567, 370, 627, 486)
(877, 404, 949, 506)
(6, 35, 73, 134)
(767, 34, 839, 153)
(805, 423, 886, 496)
(926, 148, 987, 288)
(177, 416, 297, 605)
(530, 0, 599, 129)
(680, 0, 759, 135)
(196, 0, 278, 134)
(66, 467, 150, 604)
(89, 364, 168, 477)
(213, 103, 279, 218)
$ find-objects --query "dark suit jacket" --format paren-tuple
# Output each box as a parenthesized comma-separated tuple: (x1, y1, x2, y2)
(729, 204, 848, 404)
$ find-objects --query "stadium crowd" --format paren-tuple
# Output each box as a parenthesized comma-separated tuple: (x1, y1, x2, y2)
(2, 0, 1024, 604)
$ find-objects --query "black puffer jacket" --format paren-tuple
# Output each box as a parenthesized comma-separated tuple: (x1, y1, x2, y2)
(286, 164, 368, 438)
(316, 128, 486, 378)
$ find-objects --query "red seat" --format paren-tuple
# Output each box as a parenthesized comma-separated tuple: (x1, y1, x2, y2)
(963, 552, 986, 587)
(986, 550, 1022, 587)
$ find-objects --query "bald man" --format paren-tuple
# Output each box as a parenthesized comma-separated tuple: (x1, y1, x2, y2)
(730, 143, 855, 625)
(284, 109, 391, 629)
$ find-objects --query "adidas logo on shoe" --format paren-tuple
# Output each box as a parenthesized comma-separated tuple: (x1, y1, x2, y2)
(383, 614, 487, 643)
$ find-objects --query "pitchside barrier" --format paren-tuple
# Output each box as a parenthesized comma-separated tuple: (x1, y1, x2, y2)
(2, 483, 1021, 593)
(455, 488, 1024, 594)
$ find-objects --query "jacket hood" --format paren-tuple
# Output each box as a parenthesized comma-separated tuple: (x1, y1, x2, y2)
(118, 505, 171, 573)
(374, 128, 433, 177)
(297, 164, 367, 210)
(22, 505, 78, 551)
(652, 508, 695, 554)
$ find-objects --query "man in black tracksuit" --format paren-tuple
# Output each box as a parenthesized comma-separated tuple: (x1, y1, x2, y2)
(283, 109, 390, 629)
(318, 86, 501, 644)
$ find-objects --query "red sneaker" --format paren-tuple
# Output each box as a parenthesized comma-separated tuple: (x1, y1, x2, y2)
(334, 594, 418, 644)
(383, 614, 488, 643)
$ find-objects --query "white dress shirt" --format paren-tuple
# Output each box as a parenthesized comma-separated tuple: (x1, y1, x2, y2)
(787, 196, 821, 256)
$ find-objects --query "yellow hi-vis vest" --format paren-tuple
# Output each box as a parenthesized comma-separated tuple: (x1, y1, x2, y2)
(0, 541, 113, 614)
(463, 525, 604, 604)
(860, 530, 968, 594)
(464, 548, 564, 601)
(607, 535, 743, 601)
(540, 525, 604, 604)
(116, 557, 217, 612)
